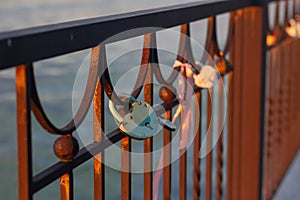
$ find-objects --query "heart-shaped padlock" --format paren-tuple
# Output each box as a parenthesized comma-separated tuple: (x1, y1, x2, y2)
(109, 95, 175, 140)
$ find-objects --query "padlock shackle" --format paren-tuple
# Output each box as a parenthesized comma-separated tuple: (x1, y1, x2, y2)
(109, 100, 123, 123)
(119, 95, 137, 104)
(109, 94, 137, 123)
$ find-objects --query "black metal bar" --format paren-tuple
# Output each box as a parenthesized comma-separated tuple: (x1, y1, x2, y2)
(0, 0, 253, 69)
(32, 129, 123, 193)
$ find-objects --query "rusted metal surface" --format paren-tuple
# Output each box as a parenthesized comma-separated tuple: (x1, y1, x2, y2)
(229, 9, 243, 200)
(179, 149, 187, 200)
(262, 1, 300, 198)
(121, 137, 131, 200)
(230, 7, 265, 200)
(205, 88, 212, 200)
(16, 65, 33, 200)
(225, 71, 233, 200)
(204, 16, 216, 200)
(193, 92, 201, 200)
(163, 109, 172, 199)
(216, 79, 224, 200)
(60, 172, 73, 200)
(238, 7, 264, 200)
(159, 85, 175, 200)
(142, 33, 153, 200)
(93, 46, 105, 200)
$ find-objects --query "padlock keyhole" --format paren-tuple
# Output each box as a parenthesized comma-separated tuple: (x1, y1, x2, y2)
(145, 122, 154, 130)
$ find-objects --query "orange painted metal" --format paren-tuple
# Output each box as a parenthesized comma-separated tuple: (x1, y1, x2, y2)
(179, 149, 187, 200)
(144, 58, 153, 200)
(230, 7, 264, 200)
(16, 65, 32, 200)
(225, 71, 234, 200)
(93, 46, 105, 200)
(60, 174, 69, 200)
(163, 109, 172, 199)
(205, 88, 212, 200)
(263, 28, 300, 200)
(121, 137, 131, 200)
(229, 9, 243, 200)
(216, 78, 224, 200)
(193, 92, 201, 200)
(60, 172, 73, 200)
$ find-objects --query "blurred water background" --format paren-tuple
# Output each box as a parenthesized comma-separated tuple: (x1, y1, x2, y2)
(0, 0, 285, 199)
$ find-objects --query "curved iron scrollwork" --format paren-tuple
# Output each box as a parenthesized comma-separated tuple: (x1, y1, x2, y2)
(27, 13, 236, 145)
(24, 12, 237, 195)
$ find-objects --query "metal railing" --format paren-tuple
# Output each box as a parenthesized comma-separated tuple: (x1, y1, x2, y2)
(0, 0, 300, 200)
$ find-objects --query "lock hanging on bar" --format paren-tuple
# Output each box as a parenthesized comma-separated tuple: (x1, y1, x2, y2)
(109, 94, 176, 140)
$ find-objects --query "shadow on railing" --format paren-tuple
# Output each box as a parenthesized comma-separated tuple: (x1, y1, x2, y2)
(0, 0, 300, 200)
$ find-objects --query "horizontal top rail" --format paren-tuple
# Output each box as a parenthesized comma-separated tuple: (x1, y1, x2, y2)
(0, 0, 255, 69)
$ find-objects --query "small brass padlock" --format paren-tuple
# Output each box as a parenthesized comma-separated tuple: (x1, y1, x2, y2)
(109, 95, 159, 139)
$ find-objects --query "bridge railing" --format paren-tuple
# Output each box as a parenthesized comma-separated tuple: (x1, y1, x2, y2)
(0, 0, 299, 200)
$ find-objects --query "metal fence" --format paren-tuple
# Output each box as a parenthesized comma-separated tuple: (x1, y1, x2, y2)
(0, 0, 300, 199)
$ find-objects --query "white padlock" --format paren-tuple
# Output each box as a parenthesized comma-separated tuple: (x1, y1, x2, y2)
(109, 95, 174, 140)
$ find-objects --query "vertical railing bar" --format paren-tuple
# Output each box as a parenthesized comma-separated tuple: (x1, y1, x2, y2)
(265, 50, 272, 200)
(179, 148, 187, 200)
(178, 23, 192, 200)
(225, 71, 233, 200)
(274, 46, 280, 196)
(239, 7, 264, 200)
(163, 109, 172, 199)
(216, 78, 224, 200)
(263, 48, 271, 200)
(144, 33, 154, 200)
(285, 37, 293, 173)
(144, 135, 152, 200)
(261, 1, 271, 198)
(285, 37, 292, 174)
(93, 45, 105, 200)
(16, 64, 33, 200)
(60, 170, 74, 200)
(204, 16, 217, 200)
(229, 10, 244, 200)
(274, 1, 281, 192)
(267, 48, 273, 200)
(278, 38, 289, 184)
(228, 10, 243, 200)
(193, 92, 201, 200)
(121, 137, 131, 200)
(205, 88, 212, 200)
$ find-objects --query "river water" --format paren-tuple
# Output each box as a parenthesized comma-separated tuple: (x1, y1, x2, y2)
(0, 0, 284, 199)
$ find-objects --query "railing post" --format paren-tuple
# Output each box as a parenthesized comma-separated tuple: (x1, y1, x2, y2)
(230, 6, 266, 200)
(144, 60, 153, 200)
(60, 171, 73, 200)
(93, 46, 105, 200)
(16, 64, 33, 200)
